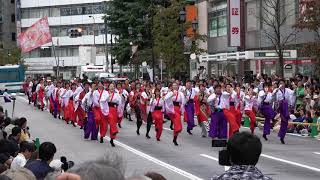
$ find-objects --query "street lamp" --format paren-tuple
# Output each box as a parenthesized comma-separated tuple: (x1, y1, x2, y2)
(89, 15, 96, 46)
(137, 33, 143, 41)
(128, 26, 133, 36)
(192, 19, 198, 32)
(179, 10, 186, 23)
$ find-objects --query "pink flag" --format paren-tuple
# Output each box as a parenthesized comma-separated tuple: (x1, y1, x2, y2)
(18, 16, 52, 53)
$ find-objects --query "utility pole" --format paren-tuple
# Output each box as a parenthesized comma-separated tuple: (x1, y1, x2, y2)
(105, 19, 109, 72)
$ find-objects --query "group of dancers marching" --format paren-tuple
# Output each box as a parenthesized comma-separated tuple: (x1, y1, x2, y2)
(24, 77, 295, 147)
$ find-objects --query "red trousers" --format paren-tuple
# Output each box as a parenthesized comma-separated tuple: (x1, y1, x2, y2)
(152, 110, 163, 139)
(93, 107, 108, 138)
(223, 109, 240, 137)
(140, 104, 147, 122)
(169, 106, 182, 137)
(230, 106, 242, 127)
(245, 110, 256, 133)
(68, 100, 75, 122)
(49, 97, 54, 113)
(107, 107, 119, 139)
(74, 107, 85, 127)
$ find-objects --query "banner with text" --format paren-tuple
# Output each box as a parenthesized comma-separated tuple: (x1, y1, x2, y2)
(228, 0, 241, 47)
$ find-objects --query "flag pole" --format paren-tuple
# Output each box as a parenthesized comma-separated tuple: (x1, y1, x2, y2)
(51, 41, 59, 78)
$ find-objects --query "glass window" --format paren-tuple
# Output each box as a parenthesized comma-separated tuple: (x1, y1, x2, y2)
(209, 17, 217, 37)
(217, 16, 227, 36)
(21, 9, 29, 19)
(50, 7, 60, 17)
(40, 48, 51, 57)
(39, 8, 49, 18)
(11, 32, 16, 41)
(29, 9, 40, 18)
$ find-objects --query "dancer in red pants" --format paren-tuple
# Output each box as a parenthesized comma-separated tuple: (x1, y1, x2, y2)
(107, 83, 121, 147)
(244, 87, 257, 133)
(150, 88, 165, 141)
(116, 83, 128, 128)
(93, 81, 109, 143)
(74, 82, 89, 129)
(164, 82, 185, 146)
(36, 79, 45, 111)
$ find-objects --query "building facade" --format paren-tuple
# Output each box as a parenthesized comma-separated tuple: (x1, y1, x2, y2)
(192, 0, 317, 79)
(19, 0, 122, 79)
(0, 0, 17, 50)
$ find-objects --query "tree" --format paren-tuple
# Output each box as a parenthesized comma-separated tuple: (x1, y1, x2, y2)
(0, 47, 21, 65)
(153, 0, 206, 77)
(260, 0, 298, 78)
(295, 0, 320, 76)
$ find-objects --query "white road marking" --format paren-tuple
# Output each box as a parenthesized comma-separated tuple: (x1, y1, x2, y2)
(261, 154, 320, 172)
(200, 154, 230, 171)
(103, 136, 203, 180)
(17, 96, 202, 179)
(313, 152, 320, 155)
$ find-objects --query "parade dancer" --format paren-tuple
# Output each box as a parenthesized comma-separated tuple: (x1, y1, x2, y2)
(27, 79, 34, 104)
(222, 84, 240, 136)
(68, 83, 77, 127)
(207, 85, 228, 141)
(31, 80, 37, 106)
(53, 81, 62, 119)
(129, 83, 143, 135)
(47, 81, 56, 114)
(93, 81, 110, 143)
(150, 88, 165, 141)
(82, 83, 98, 140)
(116, 83, 128, 128)
(184, 80, 196, 135)
(107, 83, 121, 147)
(165, 82, 185, 146)
(61, 83, 73, 124)
(244, 86, 258, 133)
(36, 79, 45, 111)
(74, 82, 88, 129)
(194, 84, 209, 137)
(276, 80, 295, 144)
(234, 84, 245, 126)
(258, 83, 276, 141)
(142, 85, 153, 139)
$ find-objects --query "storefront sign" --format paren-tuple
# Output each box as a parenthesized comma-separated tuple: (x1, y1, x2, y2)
(261, 59, 314, 65)
(228, 0, 241, 47)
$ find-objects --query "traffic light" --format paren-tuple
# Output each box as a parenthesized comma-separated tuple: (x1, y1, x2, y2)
(68, 28, 82, 38)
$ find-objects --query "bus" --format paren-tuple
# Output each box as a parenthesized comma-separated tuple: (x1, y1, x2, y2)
(80, 65, 106, 80)
(0, 65, 25, 94)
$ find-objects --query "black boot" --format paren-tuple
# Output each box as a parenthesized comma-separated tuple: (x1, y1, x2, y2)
(157, 138, 160, 141)
(280, 138, 285, 144)
(187, 130, 193, 135)
(110, 139, 115, 147)
(173, 136, 178, 146)
(118, 123, 122, 128)
(72, 121, 76, 127)
(136, 129, 140, 135)
(170, 122, 174, 130)
(80, 126, 83, 129)
(100, 137, 104, 143)
(146, 133, 151, 139)
(263, 134, 268, 141)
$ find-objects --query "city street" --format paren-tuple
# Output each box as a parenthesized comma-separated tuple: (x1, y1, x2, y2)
(1, 96, 320, 180)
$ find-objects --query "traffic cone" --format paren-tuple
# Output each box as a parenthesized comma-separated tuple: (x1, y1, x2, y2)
(244, 116, 250, 128)
(311, 118, 319, 138)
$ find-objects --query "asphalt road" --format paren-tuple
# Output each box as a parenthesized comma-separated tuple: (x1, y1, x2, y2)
(1, 96, 320, 180)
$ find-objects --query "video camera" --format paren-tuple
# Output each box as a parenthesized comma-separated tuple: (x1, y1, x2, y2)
(61, 156, 75, 172)
(212, 139, 231, 166)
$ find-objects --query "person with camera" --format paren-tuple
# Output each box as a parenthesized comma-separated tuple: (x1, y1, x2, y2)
(212, 132, 272, 180)
(25, 142, 56, 179)
(11, 141, 36, 170)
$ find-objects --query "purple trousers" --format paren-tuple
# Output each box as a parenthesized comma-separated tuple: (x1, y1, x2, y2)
(185, 102, 195, 131)
(278, 100, 290, 139)
(260, 104, 276, 135)
(209, 111, 228, 139)
(84, 111, 98, 140)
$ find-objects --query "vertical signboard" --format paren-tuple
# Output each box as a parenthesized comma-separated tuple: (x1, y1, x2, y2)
(228, 0, 241, 47)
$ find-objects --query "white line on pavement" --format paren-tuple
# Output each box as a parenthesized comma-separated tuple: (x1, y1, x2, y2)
(199, 154, 230, 171)
(261, 154, 320, 173)
(313, 152, 320, 155)
(103, 136, 203, 180)
(17, 96, 202, 180)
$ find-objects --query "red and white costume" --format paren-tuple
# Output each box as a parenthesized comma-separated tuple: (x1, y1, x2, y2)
(36, 83, 45, 109)
(116, 88, 128, 124)
(164, 90, 185, 137)
(244, 94, 257, 133)
(107, 91, 121, 139)
(74, 86, 86, 127)
(92, 89, 109, 138)
(150, 96, 165, 140)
